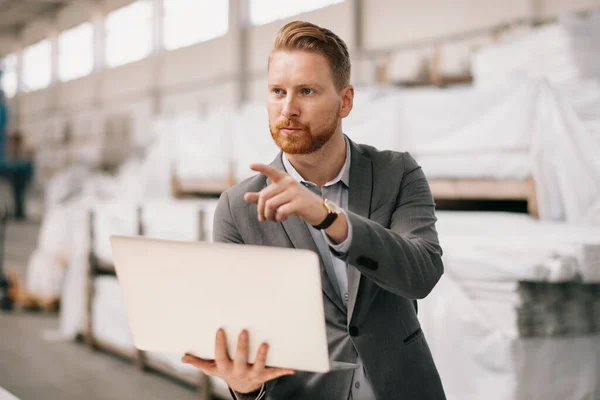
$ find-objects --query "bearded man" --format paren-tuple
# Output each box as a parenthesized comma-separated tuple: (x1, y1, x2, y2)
(183, 20, 446, 400)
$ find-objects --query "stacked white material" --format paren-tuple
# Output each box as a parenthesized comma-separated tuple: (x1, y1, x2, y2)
(43, 135, 175, 339)
(137, 198, 221, 386)
(388, 83, 533, 180)
(91, 201, 139, 264)
(231, 103, 280, 182)
(142, 199, 218, 242)
(472, 11, 600, 87)
(556, 80, 600, 143)
(357, 79, 600, 224)
(435, 211, 600, 282)
(154, 111, 231, 183)
(419, 211, 600, 400)
(343, 85, 404, 152)
(421, 276, 600, 400)
(48, 124, 211, 338)
(90, 198, 229, 394)
(90, 200, 202, 377)
(56, 197, 226, 389)
(24, 205, 73, 300)
(25, 165, 116, 302)
(146, 77, 600, 225)
(343, 82, 533, 182)
(470, 10, 600, 159)
(92, 276, 136, 353)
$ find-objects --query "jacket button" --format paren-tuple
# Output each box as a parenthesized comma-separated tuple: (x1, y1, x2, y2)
(349, 326, 359, 337)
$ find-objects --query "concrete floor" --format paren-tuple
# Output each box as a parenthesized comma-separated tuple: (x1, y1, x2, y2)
(0, 189, 209, 400)
(3, 219, 39, 272)
(0, 311, 201, 400)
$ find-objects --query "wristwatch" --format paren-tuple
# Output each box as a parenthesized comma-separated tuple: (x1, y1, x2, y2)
(312, 199, 342, 230)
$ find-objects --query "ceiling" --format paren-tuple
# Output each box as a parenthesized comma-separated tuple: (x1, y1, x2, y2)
(0, 0, 75, 37)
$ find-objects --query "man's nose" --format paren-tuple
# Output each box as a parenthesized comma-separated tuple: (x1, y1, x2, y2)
(282, 94, 299, 118)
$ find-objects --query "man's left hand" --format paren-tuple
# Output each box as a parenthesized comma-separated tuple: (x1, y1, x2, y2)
(244, 163, 326, 225)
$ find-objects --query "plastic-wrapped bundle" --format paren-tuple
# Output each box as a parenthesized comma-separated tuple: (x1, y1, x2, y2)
(419, 274, 600, 400)
(436, 211, 600, 282)
(343, 85, 403, 152)
(472, 11, 600, 87)
(419, 211, 600, 400)
(91, 201, 139, 264)
(142, 199, 219, 242)
(231, 103, 279, 182)
(168, 111, 231, 183)
(383, 79, 600, 224)
(91, 276, 135, 352)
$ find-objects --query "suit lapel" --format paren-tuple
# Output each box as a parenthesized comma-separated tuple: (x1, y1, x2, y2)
(269, 154, 347, 314)
(347, 140, 373, 322)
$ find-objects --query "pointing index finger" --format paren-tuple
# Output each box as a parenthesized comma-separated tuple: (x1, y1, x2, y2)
(250, 163, 286, 183)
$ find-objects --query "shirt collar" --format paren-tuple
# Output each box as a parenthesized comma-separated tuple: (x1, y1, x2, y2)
(282, 136, 351, 188)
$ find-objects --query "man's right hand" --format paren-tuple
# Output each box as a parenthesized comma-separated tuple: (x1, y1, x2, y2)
(182, 328, 295, 395)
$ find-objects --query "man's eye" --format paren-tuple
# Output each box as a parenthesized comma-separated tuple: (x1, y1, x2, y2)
(302, 88, 313, 95)
(273, 88, 282, 94)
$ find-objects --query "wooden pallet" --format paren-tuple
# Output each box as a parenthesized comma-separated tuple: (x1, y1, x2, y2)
(171, 173, 540, 217)
(429, 176, 538, 217)
(171, 174, 235, 198)
(18, 293, 60, 312)
(4, 266, 60, 312)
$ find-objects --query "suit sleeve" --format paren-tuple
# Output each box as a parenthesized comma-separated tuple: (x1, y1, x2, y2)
(337, 153, 444, 300)
(213, 191, 244, 244)
(228, 385, 266, 400)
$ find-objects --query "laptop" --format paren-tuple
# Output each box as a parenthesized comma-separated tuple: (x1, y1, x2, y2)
(109, 235, 359, 373)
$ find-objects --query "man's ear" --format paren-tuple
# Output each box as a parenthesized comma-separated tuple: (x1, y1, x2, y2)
(339, 85, 354, 118)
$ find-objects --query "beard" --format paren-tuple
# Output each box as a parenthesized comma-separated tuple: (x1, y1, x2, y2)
(269, 112, 340, 155)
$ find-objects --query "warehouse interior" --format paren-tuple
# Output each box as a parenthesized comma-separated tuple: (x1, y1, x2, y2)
(1, 0, 600, 399)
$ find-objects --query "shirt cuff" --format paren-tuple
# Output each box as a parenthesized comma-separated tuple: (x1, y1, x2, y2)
(232, 384, 266, 400)
(325, 209, 352, 254)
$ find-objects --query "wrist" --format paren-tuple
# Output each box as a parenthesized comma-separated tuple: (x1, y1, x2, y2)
(324, 211, 348, 244)
(310, 206, 329, 227)
(304, 198, 328, 226)
(310, 199, 342, 230)
(231, 383, 262, 395)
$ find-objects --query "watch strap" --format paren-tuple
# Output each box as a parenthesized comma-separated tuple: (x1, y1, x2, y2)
(312, 211, 338, 230)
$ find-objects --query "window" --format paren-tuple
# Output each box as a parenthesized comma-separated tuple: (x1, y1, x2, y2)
(164, 0, 228, 50)
(22, 40, 52, 92)
(105, 0, 153, 67)
(1, 53, 18, 98)
(58, 22, 94, 81)
(249, 0, 343, 26)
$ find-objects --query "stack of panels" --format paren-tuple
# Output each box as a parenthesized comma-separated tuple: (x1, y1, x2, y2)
(472, 12, 600, 87)
(515, 281, 600, 337)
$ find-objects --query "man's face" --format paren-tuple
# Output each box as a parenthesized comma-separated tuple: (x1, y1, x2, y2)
(267, 50, 351, 155)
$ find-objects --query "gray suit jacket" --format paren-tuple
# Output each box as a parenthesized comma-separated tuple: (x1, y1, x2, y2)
(214, 139, 446, 400)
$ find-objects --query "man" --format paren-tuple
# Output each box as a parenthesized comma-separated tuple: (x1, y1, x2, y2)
(0, 68, 6, 162)
(0, 79, 32, 220)
(183, 21, 446, 399)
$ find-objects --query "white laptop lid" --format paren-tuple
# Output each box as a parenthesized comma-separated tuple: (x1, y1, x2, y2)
(110, 235, 332, 373)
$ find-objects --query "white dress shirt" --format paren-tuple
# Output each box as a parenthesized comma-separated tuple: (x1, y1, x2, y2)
(281, 137, 376, 400)
(235, 138, 376, 400)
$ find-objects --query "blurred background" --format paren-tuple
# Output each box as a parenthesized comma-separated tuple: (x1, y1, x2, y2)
(1, 0, 600, 399)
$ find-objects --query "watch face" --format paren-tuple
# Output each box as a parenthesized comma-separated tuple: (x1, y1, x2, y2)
(326, 200, 343, 213)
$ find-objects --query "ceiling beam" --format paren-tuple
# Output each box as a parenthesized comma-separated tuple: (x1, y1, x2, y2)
(28, 0, 70, 4)
(0, 0, 69, 37)
(0, 0, 23, 15)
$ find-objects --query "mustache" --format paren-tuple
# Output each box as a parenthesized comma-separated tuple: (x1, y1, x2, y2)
(274, 119, 306, 130)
